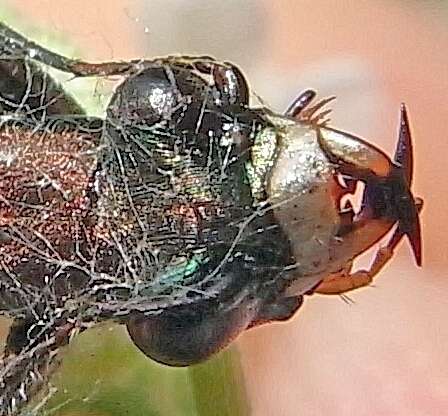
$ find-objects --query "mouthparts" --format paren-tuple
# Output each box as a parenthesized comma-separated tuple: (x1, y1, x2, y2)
(362, 104, 423, 266)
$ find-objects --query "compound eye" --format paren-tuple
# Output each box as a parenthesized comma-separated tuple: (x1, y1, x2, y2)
(107, 67, 184, 126)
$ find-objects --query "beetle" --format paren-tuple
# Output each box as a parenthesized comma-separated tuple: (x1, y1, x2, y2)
(0, 22, 422, 415)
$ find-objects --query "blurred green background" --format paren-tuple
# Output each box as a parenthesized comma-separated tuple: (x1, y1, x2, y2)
(45, 324, 248, 416)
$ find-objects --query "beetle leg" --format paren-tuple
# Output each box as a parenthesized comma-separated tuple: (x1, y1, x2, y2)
(285, 89, 316, 118)
(0, 23, 229, 80)
(0, 22, 176, 77)
(0, 22, 142, 76)
(299, 96, 336, 125)
(4, 318, 34, 357)
(0, 23, 85, 116)
(285, 90, 335, 125)
(0, 317, 78, 415)
(315, 224, 406, 295)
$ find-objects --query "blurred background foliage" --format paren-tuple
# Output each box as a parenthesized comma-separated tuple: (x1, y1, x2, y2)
(46, 325, 248, 416)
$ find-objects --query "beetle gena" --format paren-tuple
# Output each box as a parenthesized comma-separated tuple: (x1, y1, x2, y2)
(0, 22, 422, 415)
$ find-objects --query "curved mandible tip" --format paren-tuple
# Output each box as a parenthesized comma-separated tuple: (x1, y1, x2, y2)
(318, 127, 393, 178)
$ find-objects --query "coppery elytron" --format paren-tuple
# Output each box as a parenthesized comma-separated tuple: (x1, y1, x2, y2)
(0, 22, 422, 415)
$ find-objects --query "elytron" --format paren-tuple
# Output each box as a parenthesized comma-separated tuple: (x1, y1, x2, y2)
(0, 22, 422, 415)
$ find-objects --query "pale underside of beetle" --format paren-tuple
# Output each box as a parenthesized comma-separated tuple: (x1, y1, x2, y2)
(0, 22, 422, 415)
